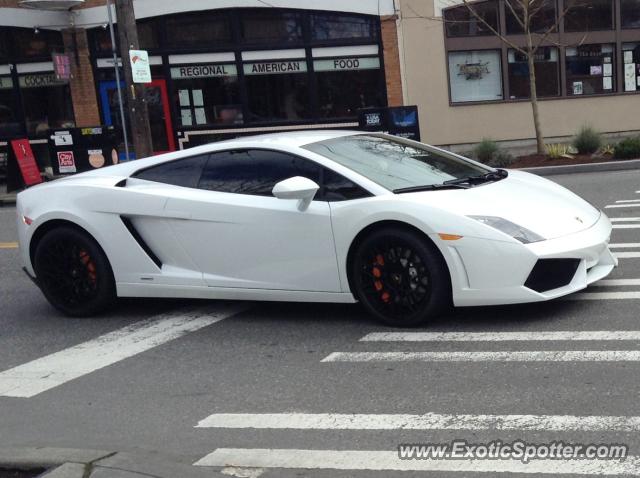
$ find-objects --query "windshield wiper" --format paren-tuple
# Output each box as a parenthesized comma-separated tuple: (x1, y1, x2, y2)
(443, 169, 509, 187)
(393, 183, 471, 194)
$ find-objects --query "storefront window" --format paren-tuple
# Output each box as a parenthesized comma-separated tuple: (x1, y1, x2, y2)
(165, 11, 232, 49)
(444, 1, 499, 37)
(311, 13, 378, 41)
(244, 59, 309, 121)
(564, 0, 613, 32)
(621, 0, 640, 29)
(19, 73, 74, 135)
(507, 47, 559, 98)
(13, 28, 64, 60)
(240, 10, 303, 44)
(622, 43, 640, 92)
(505, 0, 556, 34)
(0, 75, 21, 137)
(315, 57, 382, 118)
(566, 44, 615, 96)
(171, 64, 242, 125)
(448, 50, 503, 102)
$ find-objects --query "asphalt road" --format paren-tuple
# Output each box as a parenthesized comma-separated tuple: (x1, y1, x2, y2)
(2, 170, 640, 477)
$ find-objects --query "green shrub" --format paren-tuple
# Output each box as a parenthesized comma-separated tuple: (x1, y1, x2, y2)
(572, 126, 602, 155)
(614, 137, 640, 160)
(487, 150, 514, 168)
(546, 143, 574, 160)
(473, 139, 499, 164)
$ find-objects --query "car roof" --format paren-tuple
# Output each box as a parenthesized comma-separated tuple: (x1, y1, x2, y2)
(217, 129, 365, 148)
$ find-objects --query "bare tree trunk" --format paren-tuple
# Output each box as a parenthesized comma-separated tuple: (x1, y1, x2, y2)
(525, 32, 545, 155)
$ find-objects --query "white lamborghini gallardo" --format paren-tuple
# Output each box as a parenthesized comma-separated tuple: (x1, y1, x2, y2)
(16, 131, 616, 326)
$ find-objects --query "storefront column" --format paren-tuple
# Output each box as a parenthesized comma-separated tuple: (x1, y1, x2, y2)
(62, 28, 101, 126)
(380, 15, 404, 107)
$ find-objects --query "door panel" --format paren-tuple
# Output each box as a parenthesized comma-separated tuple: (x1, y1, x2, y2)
(164, 189, 341, 292)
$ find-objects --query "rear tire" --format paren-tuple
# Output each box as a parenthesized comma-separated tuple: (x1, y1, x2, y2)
(33, 226, 116, 317)
(351, 227, 451, 327)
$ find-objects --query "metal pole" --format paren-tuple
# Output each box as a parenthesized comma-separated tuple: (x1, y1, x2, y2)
(106, 0, 130, 161)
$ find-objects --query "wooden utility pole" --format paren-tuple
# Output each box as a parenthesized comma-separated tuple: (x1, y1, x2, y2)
(114, 0, 153, 159)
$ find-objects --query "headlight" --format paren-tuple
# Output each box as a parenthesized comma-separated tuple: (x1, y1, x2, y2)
(468, 216, 545, 244)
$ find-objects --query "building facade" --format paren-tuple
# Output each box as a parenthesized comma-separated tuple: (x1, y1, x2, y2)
(1, 0, 639, 163)
(398, 0, 640, 149)
(0, 0, 403, 162)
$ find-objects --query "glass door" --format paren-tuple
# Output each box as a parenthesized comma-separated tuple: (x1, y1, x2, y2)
(99, 79, 175, 159)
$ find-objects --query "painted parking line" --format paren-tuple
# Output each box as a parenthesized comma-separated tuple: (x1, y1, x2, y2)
(615, 199, 640, 204)
(321, 351, 640, 362)
(0, 304, 246, 398)
(613, 225, 640, 229)
(597, 278, 640, 286)
(610, 217, 640, 222)
(194, 448, 640, 475)
(610, 243, 640, 248)
(195, 412, 640, 432)
(0, 242, 18, 249)
(360, 331, 640, 342)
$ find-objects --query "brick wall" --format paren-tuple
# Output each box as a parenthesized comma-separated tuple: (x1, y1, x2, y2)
(380, 15, 404, 107)
(62, 28, 101, 127)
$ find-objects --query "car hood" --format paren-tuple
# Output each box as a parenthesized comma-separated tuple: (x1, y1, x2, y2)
(404, 170, 601, 240)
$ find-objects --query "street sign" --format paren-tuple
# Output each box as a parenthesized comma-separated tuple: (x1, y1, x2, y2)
(129, 49, 151, 83)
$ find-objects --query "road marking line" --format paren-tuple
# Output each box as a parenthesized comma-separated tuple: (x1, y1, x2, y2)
(0, 242, 18, 249)
(610, 217, 640, 222)
(194, 448, 640, 474)
(321, 351, 640, 362)
(0, 304, 246, 398)
(613, 225, 640, 229)
(360, 331, 640, 342)
(613, 251, 640, 257)
(610, 243, 640, 248)
(606, 204, 640, 209)
(597, 278, 640, 286)
(615, 199, 640, 203)
(570, 291, 640, 300)
(195, 412, 640, 432)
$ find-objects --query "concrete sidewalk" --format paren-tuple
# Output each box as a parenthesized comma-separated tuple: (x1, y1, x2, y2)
(0, 447, 226, 478)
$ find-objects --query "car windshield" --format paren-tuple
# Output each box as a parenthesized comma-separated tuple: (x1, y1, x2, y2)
(303, 134, 492, 192)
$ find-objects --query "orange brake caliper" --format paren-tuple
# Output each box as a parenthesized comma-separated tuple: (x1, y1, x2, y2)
(79, 250, 97, 284)
(372, 254, 390, 303)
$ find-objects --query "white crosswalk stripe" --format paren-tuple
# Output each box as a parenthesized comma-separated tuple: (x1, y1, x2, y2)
(360, 330, 640, 342)
(610, 243, 640, 248)
(615, 200, 640, 204)
(0, 304, 245, 398)
(194, 448, 640, 475)
(195, 412, 640, 432)
(610, 217, 640, 222)
(606, 203, 640, 209)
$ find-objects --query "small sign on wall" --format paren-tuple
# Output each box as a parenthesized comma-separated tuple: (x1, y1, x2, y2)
(129, 49, 152, 83)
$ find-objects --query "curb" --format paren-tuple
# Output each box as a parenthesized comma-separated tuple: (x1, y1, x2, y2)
(0, 447, 226, 478)
(520, 158, 640, 176)
(0, 196, 16, 207)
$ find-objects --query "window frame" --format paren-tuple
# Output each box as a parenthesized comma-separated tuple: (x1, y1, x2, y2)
(447, 48, 505, 104)
(443, 0, 501, 38)
(132, 148, 373, 202)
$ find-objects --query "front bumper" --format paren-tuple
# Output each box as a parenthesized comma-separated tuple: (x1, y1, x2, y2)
(447, 212, 616, 307)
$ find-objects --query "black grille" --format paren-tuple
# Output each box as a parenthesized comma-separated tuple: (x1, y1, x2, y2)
(524, 259, 581, 293)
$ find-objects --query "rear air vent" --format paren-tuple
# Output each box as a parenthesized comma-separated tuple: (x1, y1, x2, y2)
(525, 259, 581, 293)
(121, 217, 162, 269)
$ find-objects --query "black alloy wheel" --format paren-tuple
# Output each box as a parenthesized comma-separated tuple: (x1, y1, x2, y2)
(352, 227, 450, 327)
(33, 226, 116, 317)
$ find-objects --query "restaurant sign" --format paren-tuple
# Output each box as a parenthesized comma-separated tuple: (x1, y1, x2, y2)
(19, 73, 68, 88)
(243, 60, 307, 75)
(0, 77, 13, 89)
(314, 57, 380, 72)
(171, 64, 238, 79)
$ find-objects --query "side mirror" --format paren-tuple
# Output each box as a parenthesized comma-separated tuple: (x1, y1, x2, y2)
(272, 176, 320, 211)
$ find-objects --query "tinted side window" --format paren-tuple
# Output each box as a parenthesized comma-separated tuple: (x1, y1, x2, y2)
(198, 150, 321, 196)
(133, 155, 208, 188)
(322, 168, 371, 201)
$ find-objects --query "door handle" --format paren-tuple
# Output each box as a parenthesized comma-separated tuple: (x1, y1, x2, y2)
(165, 210, 192, 220)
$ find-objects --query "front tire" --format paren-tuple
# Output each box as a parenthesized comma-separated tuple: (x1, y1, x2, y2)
(33, 226, 116, 317)
(351, 227, 451, 327)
